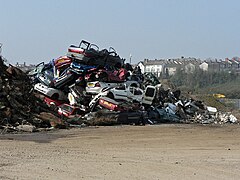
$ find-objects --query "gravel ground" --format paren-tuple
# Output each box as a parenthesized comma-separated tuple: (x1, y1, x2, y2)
(1, 124, 240, 180)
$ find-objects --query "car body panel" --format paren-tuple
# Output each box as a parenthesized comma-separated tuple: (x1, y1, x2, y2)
(58, 104, 83, 118)
(86, 80, 139, 95)
(36, 69, 54, 86)
(86, 81, 123, 94)
(44, 97, 64, 107)
(98, 97, 124, 111)
(34, 83, 66, 100)
(109, 85, 143, 102)
(98, 97, 140, 112)
(51, 70, 76, 89)
(28, 62, 45, 76)
(142, 85, 156, 105)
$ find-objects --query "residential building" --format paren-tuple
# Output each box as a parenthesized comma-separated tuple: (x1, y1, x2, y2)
(138, 56, 240, 76)
(138, 57, 201, 77)
(15, 62, 36, 72)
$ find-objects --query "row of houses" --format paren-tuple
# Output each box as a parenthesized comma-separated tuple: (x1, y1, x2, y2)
(137, 57, 240, 77)
(15, 62, 36, 72)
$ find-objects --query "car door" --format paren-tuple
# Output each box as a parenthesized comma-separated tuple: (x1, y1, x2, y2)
(113, 85, 128, 100)
(132, 87, 143, 102)
(142, 86, 156, 105)
(128, 87, 135, 101)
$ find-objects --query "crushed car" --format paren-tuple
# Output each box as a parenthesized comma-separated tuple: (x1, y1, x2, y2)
(107, 84, 143, 103)
(34, 83, 66, 100)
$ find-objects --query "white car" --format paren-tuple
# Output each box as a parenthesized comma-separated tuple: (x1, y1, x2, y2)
(85, 80, 139, 95)
(88, 87, 111, 110)
(34, 83, 66, 100)
(107, 84, 143, 103)
(85, 81, 122, 94)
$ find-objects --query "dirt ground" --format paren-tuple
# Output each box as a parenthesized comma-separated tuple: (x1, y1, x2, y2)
(1, 124, 240, 180)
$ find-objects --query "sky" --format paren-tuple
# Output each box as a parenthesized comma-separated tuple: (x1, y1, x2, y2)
(1, 0, 240, 64)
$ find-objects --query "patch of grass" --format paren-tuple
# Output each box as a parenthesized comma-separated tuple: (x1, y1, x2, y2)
(192, 94, 228, 111)
(196, 82, 240, 99)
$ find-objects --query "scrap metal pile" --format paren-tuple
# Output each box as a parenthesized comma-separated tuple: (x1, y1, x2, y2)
(0, 40, 238, 132)
(0, 56, 66, 133)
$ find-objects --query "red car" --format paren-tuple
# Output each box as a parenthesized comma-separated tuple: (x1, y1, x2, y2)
(99, 97, 123, 111)
(44, 97, 64, 107)
(98, 97, 136, 112)
(58, 104, 83, 118)
(85, 68, 128, 82)
(53, 56, 72, 78)
(54, 56, 72, 70)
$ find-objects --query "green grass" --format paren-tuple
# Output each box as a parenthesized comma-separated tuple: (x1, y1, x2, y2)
(195, 81, 240, 99)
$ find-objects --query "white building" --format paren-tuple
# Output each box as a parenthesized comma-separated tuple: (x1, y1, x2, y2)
(137, 58, 201, 77)
(199, 62, 208, 71)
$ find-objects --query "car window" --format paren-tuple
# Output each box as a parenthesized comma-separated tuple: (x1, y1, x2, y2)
(145, 88, 155, 97)
(134, 89, 143, 95)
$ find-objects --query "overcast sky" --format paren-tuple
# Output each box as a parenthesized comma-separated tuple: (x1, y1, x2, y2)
(1, 0, 240, 64)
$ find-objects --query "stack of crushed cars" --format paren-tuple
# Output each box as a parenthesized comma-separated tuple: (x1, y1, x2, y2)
(29, 40, 149, 126)
(28, 39, 238, 127)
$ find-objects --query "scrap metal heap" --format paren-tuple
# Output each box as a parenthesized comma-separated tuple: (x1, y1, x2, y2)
(0, 40, 238, 132)
(0, 56, 65, 133)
